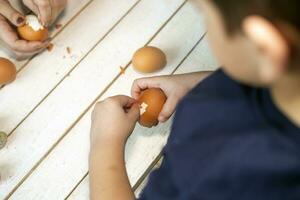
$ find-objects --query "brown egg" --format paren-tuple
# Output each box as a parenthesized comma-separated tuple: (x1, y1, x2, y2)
(17, 15, 48, 41)
(132, 46, 167, 73)
(0, 57, 17, 85)
(138, 88, 167, 127)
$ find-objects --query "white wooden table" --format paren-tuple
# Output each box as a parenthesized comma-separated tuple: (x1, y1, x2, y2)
(0, 0, 218, 199)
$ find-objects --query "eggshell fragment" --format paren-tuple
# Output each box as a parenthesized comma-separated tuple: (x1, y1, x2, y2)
(0, 57, 17, 85)
(138, 88, 167, 127)
(17, 15, 48, 41)
(132, 46, 167, 73)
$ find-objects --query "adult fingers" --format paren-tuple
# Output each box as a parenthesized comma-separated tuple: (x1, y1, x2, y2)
(49, 4, 63, 25)
(23, 0, 40, 17)
(0, 0, 25, 26)
(34, 0, 52, 26)
(12, 39, 49, 53)
(158, 95, 179, 122)
(0, 18, 49, 53)
(13, 47, 45, 60)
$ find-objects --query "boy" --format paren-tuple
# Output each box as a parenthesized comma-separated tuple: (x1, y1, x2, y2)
(89, 0, 300, 199)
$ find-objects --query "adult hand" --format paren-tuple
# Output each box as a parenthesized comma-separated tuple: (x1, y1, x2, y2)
(0, 0, 49, 60)
(22, 0, 67, 27)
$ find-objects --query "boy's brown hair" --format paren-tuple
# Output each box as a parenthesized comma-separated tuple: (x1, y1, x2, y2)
(212, 0, 300, 64)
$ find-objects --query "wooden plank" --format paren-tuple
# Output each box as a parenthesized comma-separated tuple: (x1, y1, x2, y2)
(10, 2, 209, 199)
(0, 0, 138, 135)
(0, 0, 138, 198)
(0, 0, 92, 70)
(0, 0, 186, 199)
(175, 36, 219, 74)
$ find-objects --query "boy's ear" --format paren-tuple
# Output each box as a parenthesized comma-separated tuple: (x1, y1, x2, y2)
(242, 16, 290, 84)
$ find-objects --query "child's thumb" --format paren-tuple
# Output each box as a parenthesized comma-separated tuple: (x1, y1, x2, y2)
(0, 1, 25, 27)
(158, 97, 178, 122)
(128, 103, 140, 121)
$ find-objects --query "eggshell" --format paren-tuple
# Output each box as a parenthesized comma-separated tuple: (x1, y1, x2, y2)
(17, 15, 48, 41)
(0, 57, 17, 85)
(138, 88, 167, 127)
(132, 46, 167, 73)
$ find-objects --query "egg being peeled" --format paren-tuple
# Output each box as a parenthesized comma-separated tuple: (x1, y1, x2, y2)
(138, 88, 167, 127)
(0, 57, 17, 85)
(132, 46, 167, 73)
(17, 15, 48, 41)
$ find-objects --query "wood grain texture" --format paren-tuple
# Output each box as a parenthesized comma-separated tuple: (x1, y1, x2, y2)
(0, 0, 139, 198)
(0, 0, 186, 199)
(0, 0, 220, 199)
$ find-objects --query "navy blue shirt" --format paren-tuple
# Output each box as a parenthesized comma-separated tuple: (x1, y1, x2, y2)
(139, 70, 300, 200)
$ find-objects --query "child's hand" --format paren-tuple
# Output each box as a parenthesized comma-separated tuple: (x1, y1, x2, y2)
(131, 72, 212, 122)
(22, 0, 67, 27)
(91, 95, 140, 148)
(0, 0, 49, 60)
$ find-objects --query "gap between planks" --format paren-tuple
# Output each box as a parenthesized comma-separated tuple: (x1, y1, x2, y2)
(4, 1, 187, 199)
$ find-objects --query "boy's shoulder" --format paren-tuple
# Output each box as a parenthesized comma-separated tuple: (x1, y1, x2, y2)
(163, 70, 300, 197)
(170, 69, 260, 143)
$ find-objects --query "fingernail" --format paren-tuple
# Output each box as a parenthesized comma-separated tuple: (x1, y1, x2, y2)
(17, 17, 24, 24)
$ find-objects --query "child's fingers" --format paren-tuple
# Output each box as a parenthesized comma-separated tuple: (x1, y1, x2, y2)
(109, 95, 137, 108)
(131, 78, 160, 99)
(127, 103, 140, 121)
(0, 0, 25, 26)
(158, 95, 179, 122)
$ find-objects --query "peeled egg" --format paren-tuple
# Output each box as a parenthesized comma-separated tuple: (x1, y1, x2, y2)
(17, 15, 48, 41)
(0, 57, 17, 85)
(132, 46, 167, 73)
(138, 88, 167, 127)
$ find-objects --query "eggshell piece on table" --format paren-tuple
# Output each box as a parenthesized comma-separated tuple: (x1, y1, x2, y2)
(17, 15, 48, 41)
(0, 57, 17, 85)
(132, 46, 167, 73)
(138, 88, 167, 127)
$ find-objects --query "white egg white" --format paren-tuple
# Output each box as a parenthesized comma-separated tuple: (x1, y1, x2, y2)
(25, 15, 44, 31)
